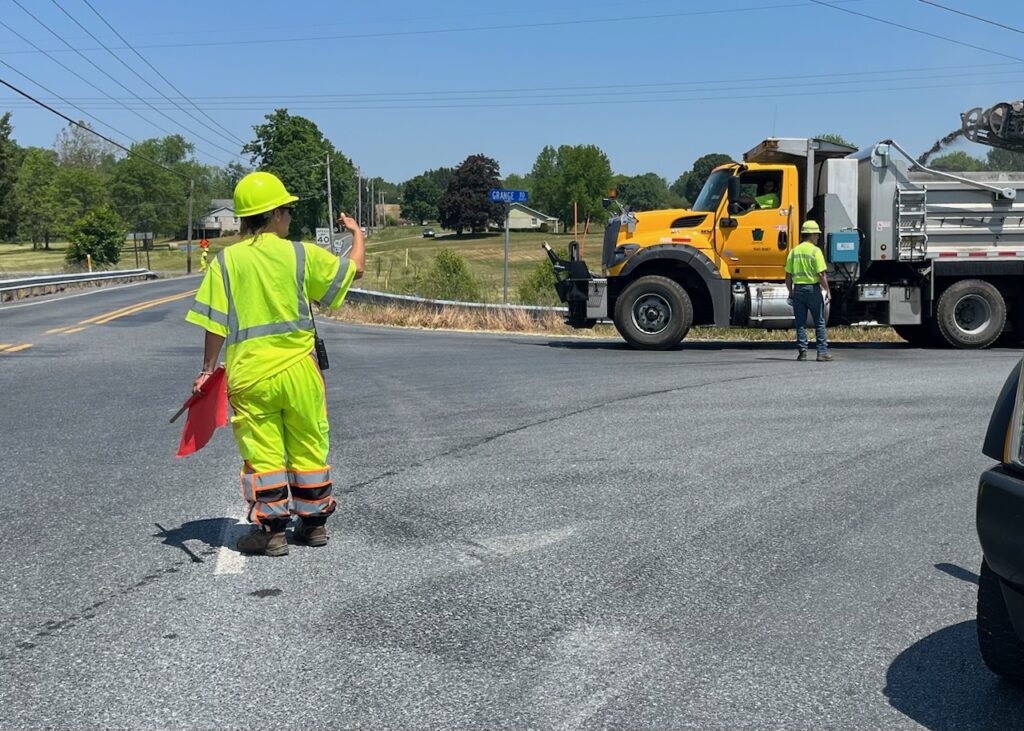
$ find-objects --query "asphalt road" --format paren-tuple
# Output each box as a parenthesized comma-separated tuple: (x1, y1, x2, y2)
(1, 277, 1022, 730)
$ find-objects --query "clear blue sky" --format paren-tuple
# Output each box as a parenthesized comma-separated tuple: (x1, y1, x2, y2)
(1, 0, 1022, 184)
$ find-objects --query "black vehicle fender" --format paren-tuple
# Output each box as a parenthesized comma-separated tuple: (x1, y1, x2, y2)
(617, 245, 731, 327)
(984, 361, 1022, 462)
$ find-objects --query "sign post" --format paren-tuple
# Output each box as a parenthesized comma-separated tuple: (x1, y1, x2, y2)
(489, 189, 528, 304)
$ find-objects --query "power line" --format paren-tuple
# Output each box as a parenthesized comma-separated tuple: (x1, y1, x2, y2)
(5, 62, 1019, 109)
(0, 55, 140, 145)
(918, 1, 1024, 36)
(0, 73, 187, 179)
(808, 0, 1024, 63)
(6, 69, 1022, 113)
(67, 0, 247, 147)
(7, 0, 241, 161)
(0, 0, 869, 54)
(0, 17, 233, 167)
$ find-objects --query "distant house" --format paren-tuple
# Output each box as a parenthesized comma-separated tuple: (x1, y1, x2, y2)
(197, 199, 239, 236)
(505, 203, 561, 232)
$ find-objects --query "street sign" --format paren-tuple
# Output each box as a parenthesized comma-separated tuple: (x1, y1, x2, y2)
(489, 188, 528, 203)
(315, 227, 331, 248)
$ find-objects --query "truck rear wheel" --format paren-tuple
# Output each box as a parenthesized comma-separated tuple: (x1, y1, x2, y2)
(935, 279, 1006, 349)
(978, 559, 1024, 686)
(613, 276, 693, 350)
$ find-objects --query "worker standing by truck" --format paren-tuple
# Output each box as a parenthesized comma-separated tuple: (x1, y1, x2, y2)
(185, 171, 365, 556)
(785, 221, 832, 362)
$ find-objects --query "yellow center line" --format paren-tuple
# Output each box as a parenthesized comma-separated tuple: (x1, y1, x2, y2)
(63, 327, 87, 334)
(90, 289, 197, 325)
(0, 343, 11, 350)
(77, 289, 197, 325)
(2, 343, 33, 353)
(45, 326, 73, 334)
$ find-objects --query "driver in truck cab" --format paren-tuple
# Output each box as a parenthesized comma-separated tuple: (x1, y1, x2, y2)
(755, 179, 780, 209)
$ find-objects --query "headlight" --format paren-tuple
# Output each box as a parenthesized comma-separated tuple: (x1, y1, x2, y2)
(609, 244, 639, 267)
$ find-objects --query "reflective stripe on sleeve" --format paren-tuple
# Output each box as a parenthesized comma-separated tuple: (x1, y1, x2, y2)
(321, 257, 352, 307)
(189, 301, 229, 326)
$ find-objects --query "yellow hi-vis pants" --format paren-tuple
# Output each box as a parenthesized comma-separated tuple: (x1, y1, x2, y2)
(229, 354, 336, 531)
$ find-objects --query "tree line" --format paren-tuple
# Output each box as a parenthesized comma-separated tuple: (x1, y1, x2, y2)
(13, 108, 992, 267)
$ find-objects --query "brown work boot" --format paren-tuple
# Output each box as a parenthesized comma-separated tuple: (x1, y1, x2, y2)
(294, 523, 329, 547)
(237, 530, 289, 556)
(817, 353, 834, 362)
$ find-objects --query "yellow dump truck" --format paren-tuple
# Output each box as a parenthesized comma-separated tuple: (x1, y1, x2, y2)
(547, 137, 1024, 349)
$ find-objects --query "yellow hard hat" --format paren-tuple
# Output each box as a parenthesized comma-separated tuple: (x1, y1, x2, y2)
(801, 220, 822, 234)
(233, 172, 298, 217)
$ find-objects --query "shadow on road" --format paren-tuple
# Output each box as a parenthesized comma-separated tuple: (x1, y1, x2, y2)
(154, 517, 244, 562)
(884, 620, 1023, 730)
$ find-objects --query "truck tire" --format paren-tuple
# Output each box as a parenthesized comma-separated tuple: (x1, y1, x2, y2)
(613, 276, 693, 350)
(935, 279, 1006, 349)
(978, 559, 1024, 686)
(892, 324, 941, 348)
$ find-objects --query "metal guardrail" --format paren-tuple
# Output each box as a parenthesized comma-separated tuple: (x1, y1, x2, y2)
(0, 269, 155, 301)
(343, 287, 568, 318)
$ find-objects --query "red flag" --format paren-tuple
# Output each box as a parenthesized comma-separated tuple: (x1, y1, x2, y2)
(174, 366, 228, 457)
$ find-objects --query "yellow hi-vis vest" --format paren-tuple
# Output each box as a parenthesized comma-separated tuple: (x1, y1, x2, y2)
(185, 233, 357, 393)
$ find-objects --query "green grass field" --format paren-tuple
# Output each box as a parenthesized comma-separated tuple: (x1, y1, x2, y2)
(360, 226, 582, 303)
(0, 235, 243, 278)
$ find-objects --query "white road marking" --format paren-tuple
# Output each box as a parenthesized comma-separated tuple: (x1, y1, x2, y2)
(213, 513, 248, 575)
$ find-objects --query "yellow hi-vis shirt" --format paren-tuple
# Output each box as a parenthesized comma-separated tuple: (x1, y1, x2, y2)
(785, 239, 827, 284)
(185, 233, 357, 393)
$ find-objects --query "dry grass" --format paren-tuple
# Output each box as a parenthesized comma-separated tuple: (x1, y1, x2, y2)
(325, 301, 904, 342)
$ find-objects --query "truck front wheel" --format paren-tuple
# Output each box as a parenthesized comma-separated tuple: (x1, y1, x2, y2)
(613, 276, 693, 350)
(936, 279, 1006, 349)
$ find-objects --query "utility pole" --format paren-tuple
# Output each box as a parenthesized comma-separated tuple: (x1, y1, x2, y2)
(325, 151, 335, 230)
(370, 178, 375, 230)
(186, 179, 194, 274)
(356, 167, 362, 228)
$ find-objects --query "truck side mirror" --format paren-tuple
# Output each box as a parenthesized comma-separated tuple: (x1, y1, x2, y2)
(727, 176, 741, 215)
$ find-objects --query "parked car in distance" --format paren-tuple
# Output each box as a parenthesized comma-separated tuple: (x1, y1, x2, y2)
(422, 228, 435, 238)
(977, 356, 1024, 685)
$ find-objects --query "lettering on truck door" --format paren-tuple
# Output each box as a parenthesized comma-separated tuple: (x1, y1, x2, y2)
(721, 170, 790, 281)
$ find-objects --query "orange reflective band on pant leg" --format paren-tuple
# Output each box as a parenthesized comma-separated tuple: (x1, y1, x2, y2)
(239, 468, 289, 504)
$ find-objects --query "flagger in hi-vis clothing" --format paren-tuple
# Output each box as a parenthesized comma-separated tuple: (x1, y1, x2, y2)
(185, 171, 365, 556)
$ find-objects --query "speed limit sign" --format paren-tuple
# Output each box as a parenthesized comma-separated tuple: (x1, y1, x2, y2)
(315, 228, 331, 248)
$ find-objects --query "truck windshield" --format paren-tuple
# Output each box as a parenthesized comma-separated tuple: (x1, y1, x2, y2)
(691, 169, 732, 212)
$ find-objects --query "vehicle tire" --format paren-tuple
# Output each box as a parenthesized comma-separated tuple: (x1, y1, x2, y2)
(613, 275, 693, 350)
(935, 279, 1006, 349)
(978, 559, 1024, 686)
(892, 324, 941, 348)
